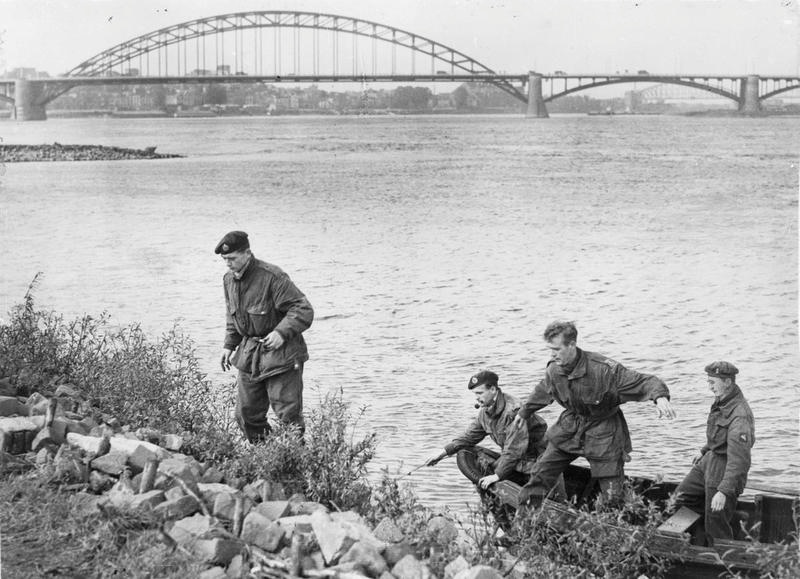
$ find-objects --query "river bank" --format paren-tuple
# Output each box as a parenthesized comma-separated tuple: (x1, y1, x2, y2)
(0, 143, 183, 162)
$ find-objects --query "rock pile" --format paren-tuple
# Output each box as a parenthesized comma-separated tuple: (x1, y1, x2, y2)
(0, 383, 511, 579)
(0, 143, 183, 162)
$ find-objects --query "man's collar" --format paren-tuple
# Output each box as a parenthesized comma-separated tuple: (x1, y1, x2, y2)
(714, 384, 743, 411)
(558, 348, 585, 379)
(232, 254, 254, 280)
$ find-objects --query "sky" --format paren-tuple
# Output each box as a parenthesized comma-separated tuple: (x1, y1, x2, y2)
(1, 0, 798, 77)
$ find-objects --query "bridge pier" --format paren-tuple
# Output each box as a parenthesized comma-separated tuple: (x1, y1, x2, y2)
(14, 79, 47, 121)
(526, 72, 549, 118)
(738, 75, 761, 115)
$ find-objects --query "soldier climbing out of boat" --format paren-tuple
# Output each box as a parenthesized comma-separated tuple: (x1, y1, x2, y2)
(514, 321, 676, 507)
(673, 361, 755, 545)
(424, 369, 557, 491)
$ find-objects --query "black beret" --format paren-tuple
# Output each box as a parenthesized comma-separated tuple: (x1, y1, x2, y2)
(468, 370, 499, 390)
(705, 361, 739, 378)
(214, 231, 250, 254)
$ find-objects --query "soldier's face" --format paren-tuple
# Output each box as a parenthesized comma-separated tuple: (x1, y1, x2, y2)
(546, 335, 577, 366)
(473, 384, 497, 408)
(221, 250, 250, 272)
(707, 376, 731, 397)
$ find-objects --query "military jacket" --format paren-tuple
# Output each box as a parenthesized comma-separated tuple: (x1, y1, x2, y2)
(518, 349, 670, 463)
(701, 384, 755, 497)
(445, 391, 548, 480)
(223, 256, 313, 379)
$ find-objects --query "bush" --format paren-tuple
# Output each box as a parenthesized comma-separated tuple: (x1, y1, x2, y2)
(220, 388, 377, 512)
(506, 484, 675, 579)
(0, 277, 230, 438)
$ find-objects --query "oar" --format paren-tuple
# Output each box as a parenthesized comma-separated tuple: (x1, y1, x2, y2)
(394, 462, 428, 481)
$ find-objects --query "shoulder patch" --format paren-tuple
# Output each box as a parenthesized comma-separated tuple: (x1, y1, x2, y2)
(603, 358, 619, 370)
(739, 433, 749, 444)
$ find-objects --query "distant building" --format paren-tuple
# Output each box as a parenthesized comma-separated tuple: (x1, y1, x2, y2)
(4, 67, 49, 79)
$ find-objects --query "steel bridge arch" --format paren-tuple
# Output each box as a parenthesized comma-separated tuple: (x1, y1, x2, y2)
(64, 10, 525, 101)
(546, 77, 740, 105)
(761, 84, 800, 101)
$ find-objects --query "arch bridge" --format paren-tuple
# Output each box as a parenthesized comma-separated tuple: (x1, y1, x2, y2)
(526, 73, 800, 116)
(2, 10, 527, 120)
(0, 11, 797, 119)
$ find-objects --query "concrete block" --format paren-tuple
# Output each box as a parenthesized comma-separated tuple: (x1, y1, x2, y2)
(373, 517, 404, 543)
(198, 482, 238, 504)
(130, 490, 166, 510)
(165, 486, 185, 501)
(226, 553, 245, 578)
(255, 500, 291, 521)
(91, 451, 129, 476)
(54, 384, 82, 399)
(241, 512, 285, 552)
(382, 543, 414, 567)
(277, 514, 314, 535)
(310, 510, 357, 565)
(192, 539, 242, 566)
(200, 466, 225, 484)
(444, 556, 470, 579)
(339, 540, 389, 577)
(392, 554, 432, 579)
(0, 396, 25, 417)
(167, 513, 217, 546)
(162, 433, 183, 451)
(154, 494, 200, 520)
(128, 444, 160, 474)
(212, 492, 238, 521)
(198, 567, 227, 579)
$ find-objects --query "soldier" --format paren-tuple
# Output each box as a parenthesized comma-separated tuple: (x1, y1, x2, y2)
(514, 321, 676, 505)
(216, 231, 314, 442)
(674, 361, 755, 545)
(425, 370, 551, 491)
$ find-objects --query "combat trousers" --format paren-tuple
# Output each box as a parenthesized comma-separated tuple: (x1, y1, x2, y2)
(674, 452, 737, 544)
(236, 363, 305, 442)
(519, 443, 624, 505)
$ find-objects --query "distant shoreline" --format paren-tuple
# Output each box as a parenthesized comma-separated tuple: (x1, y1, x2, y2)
(0, 143, 183, 162)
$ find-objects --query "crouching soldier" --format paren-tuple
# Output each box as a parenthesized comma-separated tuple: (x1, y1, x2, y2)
(424, 370, 552, 491)
(674, 361, 755, 545)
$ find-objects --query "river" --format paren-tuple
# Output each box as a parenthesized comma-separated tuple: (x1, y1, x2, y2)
(0, 113, 797, 512)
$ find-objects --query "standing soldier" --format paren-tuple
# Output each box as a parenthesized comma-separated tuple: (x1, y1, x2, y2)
(514, 321, 676, 506)
(425, 370, 552, 491)
(674, 361, 755, 545)
(216, 231, 314, 442)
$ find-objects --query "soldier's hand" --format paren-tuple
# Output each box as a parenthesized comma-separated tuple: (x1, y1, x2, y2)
(479, 474, 500, 489)
(655, 397, 676, 419)
(425, 451, 447, 467)
(512, 414, 524, 429)
(220, 349, 233, 372)
(260, 330, 285, 351)
(710, 491, 727, 512)
(691, 453, 703, 465)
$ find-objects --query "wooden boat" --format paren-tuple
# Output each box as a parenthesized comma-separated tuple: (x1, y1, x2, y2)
(456, 446, 798, 578)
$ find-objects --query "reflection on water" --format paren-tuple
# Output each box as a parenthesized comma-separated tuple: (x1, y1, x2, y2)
(0, 114, 797, 512)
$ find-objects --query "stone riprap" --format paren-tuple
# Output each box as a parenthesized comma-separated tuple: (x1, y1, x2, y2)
(0, 143, 183, 162)
(0, 384, 514, 579)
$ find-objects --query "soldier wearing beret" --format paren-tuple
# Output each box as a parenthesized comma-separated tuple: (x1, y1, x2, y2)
(215, 231, 314, 442)
(674, 361, 755, 545)
(515, 321, 676, 506)
(424, 369, 552, 491)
